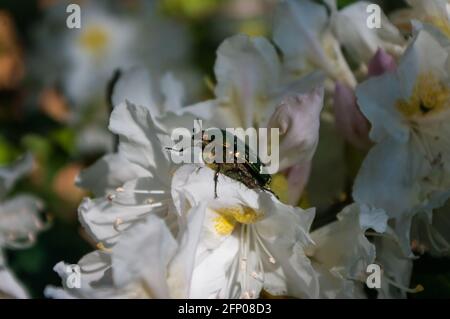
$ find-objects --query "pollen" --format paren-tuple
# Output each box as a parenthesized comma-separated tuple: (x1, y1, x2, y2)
(96, 242, 112, 252)
(79, 25, 109, 56)
(213, 206, 262, 235)
(396, 72, 450, 118)
(213, 214, 236, 236)
(427, 16, 450, 39)
(269, 173, 289, 204)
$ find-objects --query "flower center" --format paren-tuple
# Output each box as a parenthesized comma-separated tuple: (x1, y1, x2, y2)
(396, 72, 450, 118)
(79, 25, 109, 56)
(213, 206, 262, 236)
(427, 16, 450, 38)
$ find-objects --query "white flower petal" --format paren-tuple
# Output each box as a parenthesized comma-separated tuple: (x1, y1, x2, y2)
(0, 153, 33, 198)
(273, 0, 331, 75)
(168, 203, 207, 298)
(359, 205, 389, 234)
(354, 139, 425, 220)
(411, 199, 450, 257)
(112, 215, 177, 298)
(0, 266, 28, 299)
(78, 176, 170, 246)
(0, 195, 44, 248)
(257, 199, 317, 298)
(189, 234, 240, 298)
(309, 204, 376, 298)
(76, 153, 150, 196)
(109, 101, 171, 180)
(161, 72, 185, 113)
(112, 67, 160, 114)
(214, 34, 280, 128)
(356, 73, 407, 143)
(374, 229, 413, 299)
(171, 164, 260, 213)
(331, 1, 404, 63)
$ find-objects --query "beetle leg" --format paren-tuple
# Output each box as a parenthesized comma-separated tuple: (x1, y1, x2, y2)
(214, 167, 220, 198)
(165, 146, 183, 153)
(262, 186, 279, 200)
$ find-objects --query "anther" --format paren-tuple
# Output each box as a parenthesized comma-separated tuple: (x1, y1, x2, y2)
(113, 218, 123, 231)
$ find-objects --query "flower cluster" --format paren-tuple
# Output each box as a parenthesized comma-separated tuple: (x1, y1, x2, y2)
(3, 0, 449, 299)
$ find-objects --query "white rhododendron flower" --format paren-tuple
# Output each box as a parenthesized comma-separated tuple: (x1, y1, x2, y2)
(354, 29, 450, 255)
(407, 0, 450, 43)
(273, 0, 356, 87)
(210, 35, 322, 128)
(45, 218, 176, 299)
(31, 0, 196, 108)
(371, 227, 419, 299)
(308, 203, 420, 299)
(111, 34, 325, 205)
(46, 101, 319, 298)
(209, 35, 324, 204)
(17, 0, 450, 300)
(329, 1, 405, 63)
(333, 48, 397, 150)
(77, 102, 175, 247)
(49, 165, 319, 299)
(305, 204, 376, 299)
(110, 67, 212, 136)
(0, 154, 46, 299)
(410, 200, 450, 257)
(46, 101, 179, 298)
(29, 0, 201, 157)
(181, 34, 324, 137)
(169, 164, 318, 298)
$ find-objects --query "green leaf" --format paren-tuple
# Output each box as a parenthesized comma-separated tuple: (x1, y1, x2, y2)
(0, 135, 20, 165)
(21, 134, 53, 161)
(50, 128, 76, 155)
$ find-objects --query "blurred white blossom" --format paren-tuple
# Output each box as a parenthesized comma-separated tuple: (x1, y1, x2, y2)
(0, 154, 46, 299)
(354, 29, 450, 256)
(46, 101, 319, 299)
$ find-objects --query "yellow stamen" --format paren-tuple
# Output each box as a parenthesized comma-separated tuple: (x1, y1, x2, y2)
(96, 242, 112, 252)
(213, 206, 262, 236)
(269, 173, 289, 204)
(213, 214, 236, 236)
(396, 72, 450, 118)
(427, 16, 450, 39)
(413, 284, 425, 293)
(79, 25, 109, 56)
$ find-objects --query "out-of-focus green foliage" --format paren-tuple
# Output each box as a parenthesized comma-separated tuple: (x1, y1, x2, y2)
(0, 136, 19, 164)
(161, 0, 223, 19)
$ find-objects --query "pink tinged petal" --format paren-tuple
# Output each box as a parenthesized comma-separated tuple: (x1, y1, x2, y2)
(333, 82, 371, 150)
(283, 161, 312, 206)
(367, 49, 397, 77)
(268, 87, 324, 171)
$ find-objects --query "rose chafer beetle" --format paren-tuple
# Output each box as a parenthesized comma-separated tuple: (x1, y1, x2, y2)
(200, 129, 273, 198)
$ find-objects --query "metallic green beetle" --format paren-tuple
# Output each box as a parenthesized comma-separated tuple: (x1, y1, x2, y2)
(201, 129, 273, 198)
